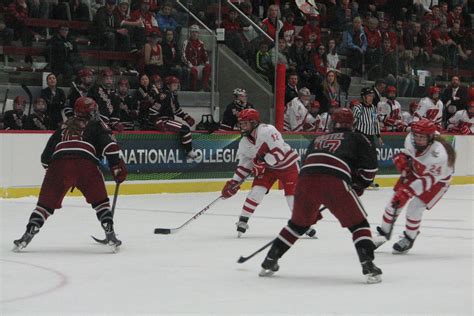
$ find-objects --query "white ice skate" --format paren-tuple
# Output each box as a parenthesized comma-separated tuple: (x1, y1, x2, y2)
(186, 150, 198, 163)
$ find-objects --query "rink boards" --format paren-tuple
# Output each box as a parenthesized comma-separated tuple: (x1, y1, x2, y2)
(1, 131, 473, 198)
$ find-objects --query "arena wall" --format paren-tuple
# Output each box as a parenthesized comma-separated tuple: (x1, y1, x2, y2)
(1, 131, 472, 198)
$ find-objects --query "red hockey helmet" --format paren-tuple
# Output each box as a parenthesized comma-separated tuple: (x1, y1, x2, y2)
(77, 67, 93, 78)
(238, 108, 260, 123)
(411, 119, 437, 135)
(469, 86, 474, 101)
(14, 96, 27, 105)
(386, 85, 397, 94)
(331, 107, 354, 130)
(428, 86, 441, 99)
(310, 100, 320, 109)
(74, 97, 98, 119)
(468, 100, 474, 116)
(118, 78, 129, 87)
(165, 75, 179, 85)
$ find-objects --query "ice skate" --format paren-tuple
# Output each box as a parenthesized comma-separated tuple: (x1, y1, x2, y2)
(392, 231, 418, 254)
(373, 226, 389, 249)
(361, 260, 382, 284)
(367, 182, 380, 190)
(102, 222, 122, 253)
(12, 225, 39, 252)
(259, 256, 280, 277)
(186, 150, 198, 163)
(235, 216, 249, 238)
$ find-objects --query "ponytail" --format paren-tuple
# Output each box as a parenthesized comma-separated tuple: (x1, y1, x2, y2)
(435, 136, 456, 167)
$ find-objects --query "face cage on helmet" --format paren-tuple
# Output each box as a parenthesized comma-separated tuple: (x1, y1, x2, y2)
(411, 131, 434, 152)
(239, 120, 258, 136)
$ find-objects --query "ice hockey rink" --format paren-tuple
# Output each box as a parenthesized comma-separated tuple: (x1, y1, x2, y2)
(1, 185, 473, 315)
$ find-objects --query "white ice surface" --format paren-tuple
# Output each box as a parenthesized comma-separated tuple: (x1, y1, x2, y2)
(1, 186, 473, 315)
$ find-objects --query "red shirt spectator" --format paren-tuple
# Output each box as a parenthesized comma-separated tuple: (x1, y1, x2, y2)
(379, 19, 397, 50)
(130, 0, 159, 35)
(298, 16, 321, 46)
(447, 5, 464, 28)
(262, 4, 282, 40)
(365, 26, 382, 49)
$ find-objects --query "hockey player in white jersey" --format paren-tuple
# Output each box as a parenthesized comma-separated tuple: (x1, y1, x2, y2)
(401, 101, 419, 131)
(318, 100, 339, 132)
(283, 88, 318, 132)
(447, 100, 474, 135)
(378, 86, 403, 132)
(374, 119, 455, 254)
(414, 86, 444, 130)
(221, 108, 315, 237)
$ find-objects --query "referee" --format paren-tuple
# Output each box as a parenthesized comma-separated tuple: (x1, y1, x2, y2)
(352, 87, 384, 147)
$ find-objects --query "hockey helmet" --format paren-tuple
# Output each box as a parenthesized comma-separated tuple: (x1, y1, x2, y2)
(74, 97, 98, 119)
(233, 88, 247, 98)
(77, 67, 93, 79)
(468, 86, 474, 101)
(165, 75, 179, 85)
(14, 96, 27, 105)
(468, 100, 474, 116)
(331, 108, 354, 130)
(238, 108, 260, 123)
(428, 86, 441, 99)
(298, 87, 311, 97)
(411, 119, 436, 151)
(100, 67, 114, 77)
(118, 78, 129, 87)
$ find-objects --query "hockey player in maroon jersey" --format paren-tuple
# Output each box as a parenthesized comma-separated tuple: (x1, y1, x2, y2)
(259, 108, 382, 284)
(116, 78, 138, 131)
(25, 97, 52, 130)
(12, 97, 127, 253)
(150, 75, 197, 162)
(3, 96, 27, 130)
(221, 109, 316, 238)
(374, 119, 455, 254)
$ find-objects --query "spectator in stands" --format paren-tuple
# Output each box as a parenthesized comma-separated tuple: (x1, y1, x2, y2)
(41, 73, 67, 128)
(182, 24, 211, 91)
(220, 88, 255, 131)
(116, 78, 138, 130)
(262, 4, 282, 40)
(381, 37, 411, 97)
(270, 37, 289, 69)
(364, 17, 382, 68)
(115, 0, 146, 51)
(333, 0, 356, 32)
(94, 0, 131, 52)
(288, 35, 305, 72)
(70, 0, 91, 21)
(3, 96, 27, 130)
(255, 41, 273, 84)
(6, 0, 35, 63)
(441, 75, 468, 125)
(0, 15, 14, 51)
(326, 39, 340, 70)
(431, 22, 456, 68)
(48, 24, 84, 84)
(142, 29, 164, 77)
(130, 0, 160, 37)
(403, 22, 425, 50)
(313, 44, 328, 78)
(282, 11, 296, 47)
(26, 0, 49, 20)
(379, 17, 397, 50)
(447, 4, 464, 28)
(298, 15, 321, 47)
(285, 72, 300, 105)
(221, 8, 246, 59)
(25, 98, 52, 130)
(342, 16, 367, 77)
(425, 5, 442, 29)
(162, 29, 187, 87)
(156, 1, 179, 35)
(372, 78, 386, 108)
(320, 70, 340, 113)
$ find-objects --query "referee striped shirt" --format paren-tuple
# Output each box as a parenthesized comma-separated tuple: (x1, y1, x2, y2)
(352, 103, 381, 136)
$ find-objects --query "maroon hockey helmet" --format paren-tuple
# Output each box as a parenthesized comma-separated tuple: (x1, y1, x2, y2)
(238, 108, 260, 123)
(165, 75, 180, 85)
(14, 96, 27, 105)
(77, 67, 94, 78)
(100, 67, 115, 77)
(74, 97, 98, 119)
(118, 78, 129, 87)
(469, 86, 474, 101)
(331, 107, 354, 130)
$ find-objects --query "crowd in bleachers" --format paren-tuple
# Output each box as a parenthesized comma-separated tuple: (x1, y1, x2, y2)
(0, 0, 473, 134)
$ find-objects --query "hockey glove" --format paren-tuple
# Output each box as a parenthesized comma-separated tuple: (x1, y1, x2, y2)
(460, 125, 471, 135)
(184, 115, 195, 127)
(111, 159, 128, 184)
(221, 179, 240, 199)
(391, 187, 413, 209)
(351, 182, 365, 196)
(393, 153, 410, 174)
(252, 158, 266, 177)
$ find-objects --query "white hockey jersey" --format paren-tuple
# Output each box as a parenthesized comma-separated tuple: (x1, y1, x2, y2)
(447, 110, 474, 134)
(284, 97, 318, 132)
(402, 134, 454, 197)
(232, 124, 299, 181)
(414, 97, 444, 128)
(318, 112, 332, 132)
(401, 111, 416, 128)
(377, 99, 402, 131)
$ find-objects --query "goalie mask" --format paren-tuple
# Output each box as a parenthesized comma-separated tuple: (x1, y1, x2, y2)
(233, 88, 247, 106)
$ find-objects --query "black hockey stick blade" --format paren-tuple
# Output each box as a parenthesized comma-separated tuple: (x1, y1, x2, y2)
(91, 235, 108, 244)
(154, 228, 172, 234)
(237, 239, 275, 264)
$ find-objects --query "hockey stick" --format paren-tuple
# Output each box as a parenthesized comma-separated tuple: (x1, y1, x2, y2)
(21, 84, 33, 116)
(1, 88, 9, 116)
(154, 177, 249, 235)
(237, 206, 328, 264)
(91, 183, 120, 244)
